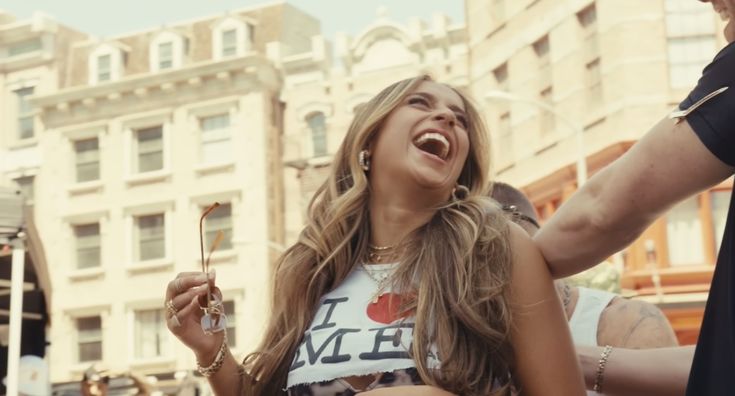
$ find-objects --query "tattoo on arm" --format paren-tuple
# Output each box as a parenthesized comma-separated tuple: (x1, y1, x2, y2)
(620, 302, 678, 348)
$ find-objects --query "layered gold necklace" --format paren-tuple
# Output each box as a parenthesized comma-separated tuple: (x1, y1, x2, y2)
(365, 243, 398, 263)
(362, 243, 399, 304)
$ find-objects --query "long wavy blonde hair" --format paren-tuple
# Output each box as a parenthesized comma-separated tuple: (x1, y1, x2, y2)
(242, 75, 515, 395)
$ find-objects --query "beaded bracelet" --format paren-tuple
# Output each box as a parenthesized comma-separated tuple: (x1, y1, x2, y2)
(593, 345, 613, 393)
(197, 333, 228, 377)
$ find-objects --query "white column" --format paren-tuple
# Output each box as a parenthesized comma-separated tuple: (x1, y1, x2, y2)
(6, 234, 26, 396)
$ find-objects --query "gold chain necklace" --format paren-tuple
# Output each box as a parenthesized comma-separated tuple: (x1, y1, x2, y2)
(366, 243, 397, 263)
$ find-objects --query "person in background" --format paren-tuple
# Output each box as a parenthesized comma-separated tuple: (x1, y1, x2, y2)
(491, 182, 679, 394)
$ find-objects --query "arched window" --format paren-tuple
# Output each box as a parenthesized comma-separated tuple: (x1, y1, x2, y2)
(307, 112, 327, 157)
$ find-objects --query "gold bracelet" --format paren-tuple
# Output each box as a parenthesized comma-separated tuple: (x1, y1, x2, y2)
(593, 345, 613, 393)
(197, 333, 228, 377)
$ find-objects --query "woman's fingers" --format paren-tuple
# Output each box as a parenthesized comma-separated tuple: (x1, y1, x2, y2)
(165, 271, 216, 300)
(169, 283, 209, 313)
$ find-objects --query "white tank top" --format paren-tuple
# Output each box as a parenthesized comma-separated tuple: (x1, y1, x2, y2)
(568, 287, 616, 395)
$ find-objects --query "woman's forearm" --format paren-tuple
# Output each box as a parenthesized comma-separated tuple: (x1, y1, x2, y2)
(578, 345, 694, 396)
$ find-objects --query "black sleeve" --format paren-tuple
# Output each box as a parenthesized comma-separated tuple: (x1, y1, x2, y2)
(678, 41, 735, 167)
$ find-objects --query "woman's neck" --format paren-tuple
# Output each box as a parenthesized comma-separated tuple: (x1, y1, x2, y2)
(368, 198, 437, 248)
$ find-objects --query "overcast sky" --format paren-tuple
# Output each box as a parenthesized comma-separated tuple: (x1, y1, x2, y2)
(1, 0, 464, 40)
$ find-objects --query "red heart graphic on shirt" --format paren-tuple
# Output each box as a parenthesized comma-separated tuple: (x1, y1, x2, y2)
(366, 293, 411, 324)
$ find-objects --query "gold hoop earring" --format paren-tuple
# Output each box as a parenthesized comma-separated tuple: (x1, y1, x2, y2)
(358, 150, 371, 171)
(452, 184, 469, 202)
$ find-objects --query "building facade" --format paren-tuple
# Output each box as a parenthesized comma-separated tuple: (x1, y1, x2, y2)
(24, 2, 317, 390)
(0, 10, 87, 394)
(466, 0, 732, 344)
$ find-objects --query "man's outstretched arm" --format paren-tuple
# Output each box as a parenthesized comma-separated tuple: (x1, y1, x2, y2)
(534, 117, 733, 278)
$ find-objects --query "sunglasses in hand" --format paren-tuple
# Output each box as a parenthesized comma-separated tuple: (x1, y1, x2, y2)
(199, 202, 227, 335)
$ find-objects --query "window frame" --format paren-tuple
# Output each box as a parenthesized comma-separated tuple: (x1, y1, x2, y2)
(133, 212, 166, 263)
(664, 0, 718, 89)
(199, 113, 233, 165)
(124, 201, 174, 270)
(88, 43, 126, 84)
(132, 307, 170, 360)
(212, 17, 255, 60)
(76, 315, 103, 363)
(74, 222, 102, 270)
(306, 112, 328, 157)
(15, 86, 35, 140)
(74, 137, 101, 183)
(149, 30, 187, 72)
(134, 125, 164, 174)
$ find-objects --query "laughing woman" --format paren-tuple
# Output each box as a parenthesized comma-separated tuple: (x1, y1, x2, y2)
(164, 75, 584, 396)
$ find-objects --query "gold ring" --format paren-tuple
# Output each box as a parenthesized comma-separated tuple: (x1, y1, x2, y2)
(166, 299, 178, 317)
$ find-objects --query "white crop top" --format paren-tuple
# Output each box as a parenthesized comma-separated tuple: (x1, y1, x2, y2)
(286, 263, 440, 388)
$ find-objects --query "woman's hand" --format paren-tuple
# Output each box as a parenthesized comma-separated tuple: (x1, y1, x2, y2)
(360, 386, 456, 395)
(164, 270, 224, 364)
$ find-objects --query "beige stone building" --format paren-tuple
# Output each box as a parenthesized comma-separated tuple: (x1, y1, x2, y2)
(26, 2, 317, 391)
(1, 10, 86, 203)
(466, 0, 732, 344)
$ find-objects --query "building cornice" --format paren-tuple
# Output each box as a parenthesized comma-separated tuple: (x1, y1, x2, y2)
(33, 55, 281, 124)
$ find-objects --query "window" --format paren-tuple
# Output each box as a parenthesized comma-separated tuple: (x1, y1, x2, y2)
(75, 223, 101, 269)
(14, 176, 34, 203)
(712, 190, 732, 254)
(533, 35, 550, 64)
(203, 202, 233, 250)
(74, 138, 100, 182)
(307, 112, 327, 157)
(16, 87, 34, 140)
(498, 112, 513, 165)
(665, 0, 717, 88)
(667, 37, 717, 88)
(97, 54, 111, 82)
(8, 38, 42, 57)
(158, 42, 173, 70)
(493, 63, 509, 90)
(539, 87, 555, 135)
(666, 196, 705, 266)
(134, 309, 169, 359)
(585, 58, 602, 105)
(134, 213, 165, 261)
(213, 18, 253, 60)
(200, 114, 232, 164)
(222, 29, 237, 57)
(135, 126, 163, 173)
(77, 316, 102, 362)
(224, 300, 237, 347)
(577, 4, 597, 29)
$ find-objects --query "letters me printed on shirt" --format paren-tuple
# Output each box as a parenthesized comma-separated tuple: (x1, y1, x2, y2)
(286, 267, 441, 387)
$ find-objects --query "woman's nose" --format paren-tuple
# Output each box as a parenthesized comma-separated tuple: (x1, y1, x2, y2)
(432, 109, 456, 128)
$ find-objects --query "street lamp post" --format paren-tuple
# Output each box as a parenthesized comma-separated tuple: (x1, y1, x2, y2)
(485, 90, 588, 187)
